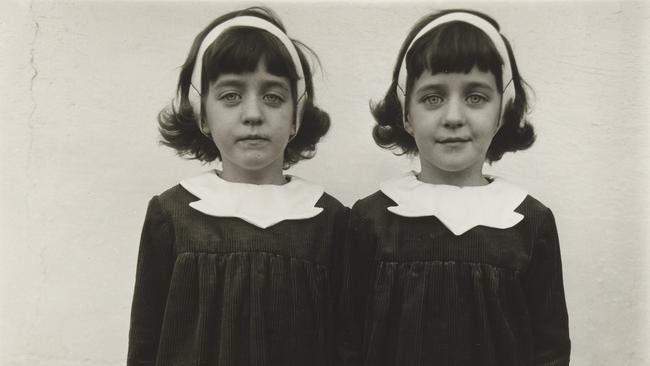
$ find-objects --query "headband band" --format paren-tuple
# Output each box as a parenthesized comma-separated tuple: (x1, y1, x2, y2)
(188, 16, 307, 132)
(396, 12, 515, 125)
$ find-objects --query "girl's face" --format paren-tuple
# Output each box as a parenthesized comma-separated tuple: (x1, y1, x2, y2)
(203, 61, 295, 183)
(405, 66, 501, 185)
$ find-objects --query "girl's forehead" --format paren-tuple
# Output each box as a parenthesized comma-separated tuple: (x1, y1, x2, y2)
(414, 66, 497, 87)
(211, 63, 292, 89)
(204, 35, 299, 85)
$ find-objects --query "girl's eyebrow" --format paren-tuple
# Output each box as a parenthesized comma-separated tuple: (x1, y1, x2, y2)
(212, 79, 246, 89)
(260, 80, 291, 92)
(211, 79, 290, 92)
(464, 81, 496, 91)
(418, 83, 449, 91)
(415, 81, 496, 93)
(414, 84, 447, 94)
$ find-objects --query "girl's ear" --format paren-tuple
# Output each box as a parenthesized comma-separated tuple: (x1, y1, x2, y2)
(199, 118, 212, 137)
(288, 119, 297, 140)
(403, 114, 414, 136)
(494, 116, 502, 135)
(492, 93, 504, 135)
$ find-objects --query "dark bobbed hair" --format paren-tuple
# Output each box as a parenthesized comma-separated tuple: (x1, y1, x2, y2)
(158, 7, 330, 168)
(371, 9, 535, 162)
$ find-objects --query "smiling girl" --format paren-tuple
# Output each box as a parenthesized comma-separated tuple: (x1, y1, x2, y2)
(127, 7, 347, 366)
(339, 9, 570, 366)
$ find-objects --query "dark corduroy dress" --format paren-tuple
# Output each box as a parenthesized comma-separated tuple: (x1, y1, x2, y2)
(338, 191, 570, 366)
(127, 185, 348, 366)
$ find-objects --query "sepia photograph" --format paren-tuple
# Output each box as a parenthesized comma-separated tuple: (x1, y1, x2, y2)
(1, 0, 648, 365)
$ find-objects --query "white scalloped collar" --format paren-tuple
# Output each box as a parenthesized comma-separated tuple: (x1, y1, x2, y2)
(180, 170, 324, 229)
(380, 171, 528, 236)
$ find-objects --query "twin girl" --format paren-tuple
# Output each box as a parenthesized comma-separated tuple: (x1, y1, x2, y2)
(128, 6, 570, 366)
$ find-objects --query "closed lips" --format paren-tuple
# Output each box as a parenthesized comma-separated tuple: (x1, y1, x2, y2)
(239, 135, 269, 141)
(438, 137, 471, 143)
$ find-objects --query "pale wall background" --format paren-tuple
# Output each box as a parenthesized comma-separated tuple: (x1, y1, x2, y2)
(1, 0, 649, 365)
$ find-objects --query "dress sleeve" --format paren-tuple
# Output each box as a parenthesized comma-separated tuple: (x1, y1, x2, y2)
(336, 202, 377, 366)
(524, 208, 571, 366)
(127, 196, 175, 366)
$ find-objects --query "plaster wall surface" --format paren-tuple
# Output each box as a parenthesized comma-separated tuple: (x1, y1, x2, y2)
(1, 1, 649, 365)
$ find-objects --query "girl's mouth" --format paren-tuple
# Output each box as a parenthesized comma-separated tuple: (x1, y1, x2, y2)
(238, 135, 270, 142)
(437, 137, 471, 143)
(237, 135, 271, 147)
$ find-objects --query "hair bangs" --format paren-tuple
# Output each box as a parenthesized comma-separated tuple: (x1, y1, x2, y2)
(406, 21, 504, 90)
(202, 27, 299, 92)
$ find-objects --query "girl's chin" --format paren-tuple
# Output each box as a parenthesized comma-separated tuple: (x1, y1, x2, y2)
(232, 154, 283, 171)
(422, 158, 483, 176)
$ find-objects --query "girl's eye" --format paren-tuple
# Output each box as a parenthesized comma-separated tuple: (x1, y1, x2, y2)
(422, 95, 443, 105)
(466, 94, 488, 105)
(263, 93, 285, 106)
(219, 92, 241, 104)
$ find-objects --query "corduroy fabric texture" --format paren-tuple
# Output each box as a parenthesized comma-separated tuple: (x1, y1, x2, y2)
(338, 191, 570, 366)
(127, 184, 348, 366)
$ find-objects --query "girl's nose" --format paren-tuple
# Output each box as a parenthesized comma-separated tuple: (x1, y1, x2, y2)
(242, 97, 263, 126)
(442, 99, 465, 129)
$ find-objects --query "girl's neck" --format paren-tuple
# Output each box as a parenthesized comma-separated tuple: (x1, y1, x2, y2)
(219, 163, 287, 185)
(418, 164, 489, 187)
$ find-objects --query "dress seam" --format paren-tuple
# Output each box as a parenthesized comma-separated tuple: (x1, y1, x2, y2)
(375, 258, 523, 273)
(175, 250, 331, 268)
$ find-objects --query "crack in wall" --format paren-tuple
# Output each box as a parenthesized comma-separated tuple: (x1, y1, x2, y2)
(24, 0, 46, 356)
(26, 0, 40, 224)
(27, 0, 44, 279)
(27, 0, 40, 169)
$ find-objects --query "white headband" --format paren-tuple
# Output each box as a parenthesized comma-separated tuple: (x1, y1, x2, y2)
(396, 12, 515, 124)
(188, 16, 307, 132)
